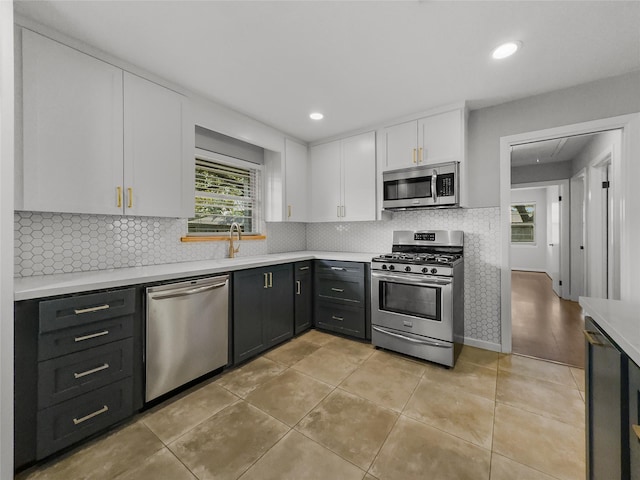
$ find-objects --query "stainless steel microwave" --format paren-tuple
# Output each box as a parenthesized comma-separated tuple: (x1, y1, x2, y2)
(382, 161, 459, 210)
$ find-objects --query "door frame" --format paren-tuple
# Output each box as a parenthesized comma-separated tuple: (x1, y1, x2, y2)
(499, 113, 640, 353)
(569, 168, 587, 302)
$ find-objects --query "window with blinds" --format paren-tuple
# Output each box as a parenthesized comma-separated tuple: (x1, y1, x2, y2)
(188, 155, 262, 235)
(511, 203, 536, 243)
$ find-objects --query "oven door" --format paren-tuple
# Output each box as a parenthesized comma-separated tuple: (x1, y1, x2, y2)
(371, 271, 453, 342)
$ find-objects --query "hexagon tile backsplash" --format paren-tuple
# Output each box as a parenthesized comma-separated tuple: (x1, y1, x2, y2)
(15, 206, 501, 347)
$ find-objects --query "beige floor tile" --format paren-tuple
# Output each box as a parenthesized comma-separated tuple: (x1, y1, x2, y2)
(324, 335, 376, 362)
(457, 345, 500, 370)
(169, 401, 289, 480)
(493, 403, 585, 480)
(490, 454, 557, 480)
(497, 370, 584, 426)
(297, 329, 337, 346)
(264, 339, 321, 366)
(499, 354, 575, 387)
(570, 367, 586, 392)
(370, 416, 491, 480)
(142, 382, 239, 444)
(365, 349, 426, 378)
(296, 389, 398, 470)
(404, 377, 495, 449)
(292, 346, 362, 385)
(18, 421, 164, 480)
(245, 369, 333, 426)
(238, 430, 365, 480)
(114, 448, 197, 480)
(216, 356, 287, 398)
(339, 360, 421, 411)
(422, 360, 497, 400)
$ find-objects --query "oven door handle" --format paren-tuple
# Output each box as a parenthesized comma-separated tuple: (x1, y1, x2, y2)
(371, 271, 452, 286)
(372, 326, 450, 348)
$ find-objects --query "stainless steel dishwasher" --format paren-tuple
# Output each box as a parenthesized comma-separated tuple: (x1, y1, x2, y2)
(145, 274, 229, 402)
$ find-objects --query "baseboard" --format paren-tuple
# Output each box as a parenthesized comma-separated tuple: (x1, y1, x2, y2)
(463, 337, 502, 352)
(511, 268, 546, 273)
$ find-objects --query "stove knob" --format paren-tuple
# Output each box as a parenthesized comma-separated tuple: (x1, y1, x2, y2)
(431, 268, 438, 274)
(405, 266, 411, 272)
(389, 265, 395, 271)
(381, 264, 388, 270)
(422, 267, 429, 274)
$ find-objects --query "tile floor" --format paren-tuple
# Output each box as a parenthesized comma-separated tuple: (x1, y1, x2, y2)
(17, 329, 586, 480)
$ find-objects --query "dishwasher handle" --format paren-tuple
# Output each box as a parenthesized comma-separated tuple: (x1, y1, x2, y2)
(150, 281, 227, 300)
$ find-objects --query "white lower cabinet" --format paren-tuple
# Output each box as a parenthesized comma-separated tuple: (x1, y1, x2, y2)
(309, 131, 376, 222)
(17, 29, 194, 218)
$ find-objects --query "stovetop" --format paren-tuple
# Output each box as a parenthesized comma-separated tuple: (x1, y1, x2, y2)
(372, 252, 462, 267)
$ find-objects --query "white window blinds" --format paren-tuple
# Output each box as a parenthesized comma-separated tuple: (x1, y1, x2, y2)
(188, 156, 262, 234)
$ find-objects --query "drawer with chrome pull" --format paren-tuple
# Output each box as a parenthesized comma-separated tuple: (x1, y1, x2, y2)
(37, 338, 133, 409)
(315, 301, 365, 339)
(39, 288, 135, 334)
(36, 378, 133, 459)
(316, 276, 364, 304)
(314, 260, 364, 277)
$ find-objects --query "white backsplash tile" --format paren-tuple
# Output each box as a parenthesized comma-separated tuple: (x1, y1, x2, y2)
(14, 207, 501, 345)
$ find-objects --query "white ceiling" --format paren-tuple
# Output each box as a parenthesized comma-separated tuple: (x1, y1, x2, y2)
(14, 1, 640, 143)
(511, 134, 595, 167)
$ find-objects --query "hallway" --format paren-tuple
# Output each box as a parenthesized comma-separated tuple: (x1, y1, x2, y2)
(511, 271, 585, 368)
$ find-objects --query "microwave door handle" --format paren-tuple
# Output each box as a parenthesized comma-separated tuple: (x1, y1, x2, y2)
(431, 170, 438, 202)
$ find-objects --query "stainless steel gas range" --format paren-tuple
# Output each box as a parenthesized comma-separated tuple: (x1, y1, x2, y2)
(371, 230, 464, 367)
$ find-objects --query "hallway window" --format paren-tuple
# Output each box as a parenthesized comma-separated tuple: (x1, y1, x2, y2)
(511, 203, 536, 243)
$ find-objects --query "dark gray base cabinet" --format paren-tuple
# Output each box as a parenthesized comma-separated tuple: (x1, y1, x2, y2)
(313, 260, 370, 340)
(233, 263, 294, 364)
(629, 359, 640, 479)
(294, 261, 313, 335)
(14, 287, 143, 470)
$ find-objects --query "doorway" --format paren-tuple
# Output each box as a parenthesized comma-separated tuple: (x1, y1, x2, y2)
(501, 116, 633, 360)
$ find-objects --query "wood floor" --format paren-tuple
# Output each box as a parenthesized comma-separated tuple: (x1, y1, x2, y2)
(511, 271, 585, 368)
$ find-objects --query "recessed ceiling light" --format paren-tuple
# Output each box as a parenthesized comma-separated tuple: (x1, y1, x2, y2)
(492, 41, 522, 60)
(309, 112, 324, 120)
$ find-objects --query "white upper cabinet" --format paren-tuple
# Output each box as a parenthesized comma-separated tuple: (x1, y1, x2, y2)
(309, 139, 341, 222)
(17, 29, 194, 218)
(20, 29, 124, 215)
(309, 131, 376, 222)
(284, 139, 308, 222)
(124, 73, 193, 218)
(381, 106, 466, 171)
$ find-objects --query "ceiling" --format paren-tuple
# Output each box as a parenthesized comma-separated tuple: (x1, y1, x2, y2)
(14, 1, 640, 143)
(511, 134, 596, 167)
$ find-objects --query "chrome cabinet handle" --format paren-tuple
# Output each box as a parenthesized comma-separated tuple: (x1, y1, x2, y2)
(332, 315, 344, 321)
(264, 273, 269, 289)
(331, 288, 344, 292)
(331, 267, 346, 271)
(269, 272, 273, 288)
(296, 281, 301, 295)
(73, 405, 109, 425)
(74, 304, 110, 315)
(150, 282, 227, 300)
(74, 363, 110, 379)
(74, 330, 109, 343)
(298, 266, 309, 271)
(583, 330, 606, 346)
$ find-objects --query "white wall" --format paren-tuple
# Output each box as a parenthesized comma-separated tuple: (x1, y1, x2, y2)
(572, 130, 621, 175)
(510, 187, 547, 272)
(0, 1, 14, 478)
(511, 161, 572, 185)
(468, 70, 640, 208)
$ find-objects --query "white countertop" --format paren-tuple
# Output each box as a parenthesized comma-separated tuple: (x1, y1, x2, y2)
(14, 251, 377, 301)
(580, 296, 640, 366)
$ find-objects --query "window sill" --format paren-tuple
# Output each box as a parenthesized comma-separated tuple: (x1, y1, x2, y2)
(181, 235, 267, 243)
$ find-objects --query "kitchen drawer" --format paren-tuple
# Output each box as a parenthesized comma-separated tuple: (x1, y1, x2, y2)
(314, 260, 365, 277)
(38, 314, 134, 361)
(316, 275, 364, 304)
(36, 378, 133, 460)
(38, 338, 133, 410)
(315, 301, 365, 339)
(39, 288, 135, 334)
